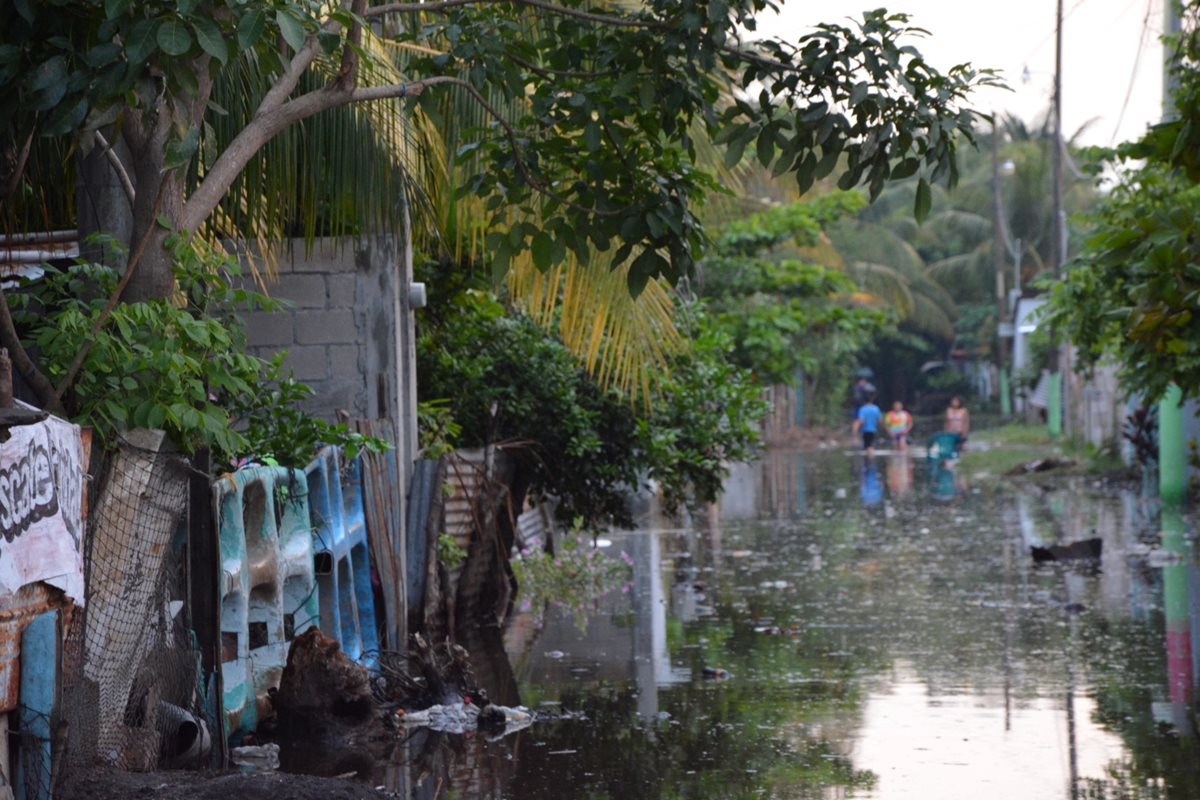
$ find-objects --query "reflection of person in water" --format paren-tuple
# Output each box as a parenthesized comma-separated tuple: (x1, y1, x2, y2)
(860, 459, 883, 506)
(886, 453, 913, 498)
(928, 458, 967, 501)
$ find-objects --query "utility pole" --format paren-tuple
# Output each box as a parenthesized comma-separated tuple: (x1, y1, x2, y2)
(992, 121, 1011, 417)
(1046, 0, 1065, 438)
(1159, 2, 1185, 518)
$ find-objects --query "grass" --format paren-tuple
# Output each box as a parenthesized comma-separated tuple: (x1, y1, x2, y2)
(958, 423, 1128, 479)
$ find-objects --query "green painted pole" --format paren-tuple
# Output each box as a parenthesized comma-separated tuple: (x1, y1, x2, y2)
(793, 369, 805, 427)
(999, 367, 1012, 417)
(1047, 371, 1062, 439)
(1159, 384, 1185, 509)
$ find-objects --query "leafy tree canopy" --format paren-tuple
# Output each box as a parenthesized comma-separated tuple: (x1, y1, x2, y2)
(2, 0, 995, 301)
(697, 192, 888, 423)
(1041, 2, 1200, 402)
(416, 265, 765, 525)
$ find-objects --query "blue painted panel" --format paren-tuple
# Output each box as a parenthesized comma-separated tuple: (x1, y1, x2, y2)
(16, 610, 58, 800)
(305, 448, 379, 666)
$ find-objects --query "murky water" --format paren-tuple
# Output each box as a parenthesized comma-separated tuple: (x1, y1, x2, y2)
(392, 449, 1200, 799)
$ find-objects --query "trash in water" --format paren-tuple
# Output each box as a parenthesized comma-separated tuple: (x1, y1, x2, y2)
(231, 743, 279, 772)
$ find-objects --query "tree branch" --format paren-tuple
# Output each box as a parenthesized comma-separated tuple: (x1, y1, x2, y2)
(337, 0, 368, 90)
(365, 0, 662, 28)
(94, 131, 136, 206)
(508, 53, 620, 80)
(0, 283, 64, 415)
(719, 43, 803, 75)
(352, 77, 620, 216)
(0, 128, 35, 212)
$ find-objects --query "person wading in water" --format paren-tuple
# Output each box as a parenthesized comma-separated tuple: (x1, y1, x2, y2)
(852, 392, 882, 458)
(944, 395, 970, 451)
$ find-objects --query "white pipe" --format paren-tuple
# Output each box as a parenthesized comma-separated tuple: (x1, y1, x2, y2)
(0, 230, 77, 245)
(0, 248, 78, 263)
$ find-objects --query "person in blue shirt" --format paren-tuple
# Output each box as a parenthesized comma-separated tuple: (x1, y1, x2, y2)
(852, 392, 882, 457)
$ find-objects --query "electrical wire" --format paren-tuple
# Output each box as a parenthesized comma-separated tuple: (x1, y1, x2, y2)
(1110, 0, 1156, 145)
(1020, 0, 1097, 68)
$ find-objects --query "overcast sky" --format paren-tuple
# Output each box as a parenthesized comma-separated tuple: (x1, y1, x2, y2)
(759, 0, 1166, 147)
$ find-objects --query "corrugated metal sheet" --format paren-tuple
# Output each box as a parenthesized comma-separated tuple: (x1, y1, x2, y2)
(356, 419, 406, 652)
(0, 583, 64, 714)
(443, 451, 488, 568)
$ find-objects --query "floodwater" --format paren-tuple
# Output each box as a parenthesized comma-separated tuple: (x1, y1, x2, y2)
(392, 449, 1200, 800)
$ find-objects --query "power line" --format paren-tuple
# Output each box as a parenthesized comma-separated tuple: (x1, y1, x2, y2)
(1110, 0, 1156, 145)
(1020, 0, 1095, 67)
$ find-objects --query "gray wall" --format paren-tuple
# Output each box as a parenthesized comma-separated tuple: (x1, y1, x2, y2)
(239, 237, 399, 423)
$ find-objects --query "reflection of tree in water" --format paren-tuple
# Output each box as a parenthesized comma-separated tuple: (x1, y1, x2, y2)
(397, 451, 1198, 799)
(501, 682, 876, 799)
(1084, 616, 1200, 800)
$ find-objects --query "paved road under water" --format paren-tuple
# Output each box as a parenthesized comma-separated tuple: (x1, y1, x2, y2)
(396, 449, 1200, 800)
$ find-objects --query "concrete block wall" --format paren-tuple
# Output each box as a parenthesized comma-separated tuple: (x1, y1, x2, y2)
(239, 237, 400, 423)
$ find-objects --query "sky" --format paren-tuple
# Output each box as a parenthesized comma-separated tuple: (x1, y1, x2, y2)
(760, 0, 1167, 147)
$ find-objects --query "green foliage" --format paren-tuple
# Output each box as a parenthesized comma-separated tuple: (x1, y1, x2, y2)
(418, 284, 643, 525)
(403, 5, 994, 291)
(436, 532, 467, 571)
(697, 193, 889, 424)
(510, 526, 633, 631)
(638, 305, 768, 513)
(923, 368, 971, 397)
(3, 0, 994, 313)
(417, 268, 766, 524)
(417, 399, 462, 460)
(0, 0, 310, 150)
(10, 238, 384, 469)
(1041, 162, 1200, 402)
(716, 192, 867, 256)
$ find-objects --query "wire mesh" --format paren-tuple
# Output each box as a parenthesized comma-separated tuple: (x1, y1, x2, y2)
(58, 430, 204, 784)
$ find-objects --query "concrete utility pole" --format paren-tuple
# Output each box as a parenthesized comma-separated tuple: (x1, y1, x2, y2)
(991, 122, 1011, 417)
(1159, 1, 1185, 516)
(1046, 0, 1065, 438)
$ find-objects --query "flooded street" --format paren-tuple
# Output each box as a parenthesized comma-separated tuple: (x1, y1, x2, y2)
(396, 449, 1200, 799)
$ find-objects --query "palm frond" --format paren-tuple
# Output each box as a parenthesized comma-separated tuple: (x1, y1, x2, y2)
(508, 254, 682, 400)
(846, 260, 915, 318)
(904, 291, 956, 341)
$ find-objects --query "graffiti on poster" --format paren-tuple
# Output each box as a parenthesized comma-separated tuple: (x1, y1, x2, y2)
(0, 414, 85, 602)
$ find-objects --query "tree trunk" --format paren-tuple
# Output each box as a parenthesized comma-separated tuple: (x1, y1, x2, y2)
(120, 153, 185, 304)
(75, 139, 134, 268)
(113, 56, 212, 304)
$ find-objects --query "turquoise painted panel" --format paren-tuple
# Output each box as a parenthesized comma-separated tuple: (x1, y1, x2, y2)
(16, 609, 58, 800)
(212, 466, 318, 746)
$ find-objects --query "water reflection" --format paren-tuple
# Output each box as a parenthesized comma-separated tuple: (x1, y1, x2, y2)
(885, 454, 913, 500)
(379, 449, 1200, 799)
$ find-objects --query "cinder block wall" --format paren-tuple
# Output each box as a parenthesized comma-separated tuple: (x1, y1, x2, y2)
(239, 237, 400, 423)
